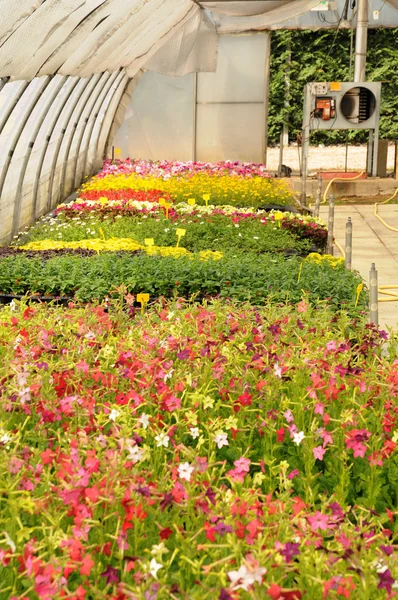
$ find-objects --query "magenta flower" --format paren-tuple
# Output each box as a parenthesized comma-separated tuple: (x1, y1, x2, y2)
(313, 446, 326, 461)
(234, 457, 251, 474)
(101, 565, 120, 584)
(377, 568, 394, 593)
(307, 511, 329, 531)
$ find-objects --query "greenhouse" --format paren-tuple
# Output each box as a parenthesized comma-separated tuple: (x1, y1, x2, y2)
(0, 1, 398, 599)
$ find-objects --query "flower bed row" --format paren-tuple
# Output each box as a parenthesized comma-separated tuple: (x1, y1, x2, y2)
(81, 172, 293, 208)
(0, 300, 396, 599)
(0, 252, 364, 307)
(98, 158, 273, 179)
(19, 210, 327, 256)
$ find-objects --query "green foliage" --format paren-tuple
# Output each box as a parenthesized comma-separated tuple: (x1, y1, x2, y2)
(22, 212, 326, 255)
(0, 252, 365, 310)
(269, 28, 398, 144)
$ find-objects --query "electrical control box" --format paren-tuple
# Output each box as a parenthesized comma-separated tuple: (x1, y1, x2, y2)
(304, 81, 381, 131)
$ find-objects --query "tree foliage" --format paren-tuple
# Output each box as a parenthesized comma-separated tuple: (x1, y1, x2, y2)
(269, 28, 398, 144)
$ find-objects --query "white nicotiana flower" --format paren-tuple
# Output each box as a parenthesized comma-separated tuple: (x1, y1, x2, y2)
(127, 445, 144, 464)
(189, 427, 199, 439)
(149, 558, 163, 579)
(0, 432, 12, 444)
(140, 413, 150, 429)
(293, 431, 305, 445)
(9, 300, 16, 311)
(163, 369, 174, 382)
(214, 432, 229, 449)
(178, 462, 194, 482)
(150, 542, 169, 557)
(109, 409, 120, 422)
(155, 432, 170, 448)
(228, 564, 266, 591)
(274, 363, 282, 378)
(253, 236, 259, 240)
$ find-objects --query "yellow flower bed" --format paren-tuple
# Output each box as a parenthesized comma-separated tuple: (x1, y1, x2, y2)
(81, 173, 292, 206)
(20, 239, 223, 261)
(305, 252, 344, 267)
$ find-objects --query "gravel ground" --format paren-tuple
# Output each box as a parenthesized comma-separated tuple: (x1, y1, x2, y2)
(266, 143, 396, 174)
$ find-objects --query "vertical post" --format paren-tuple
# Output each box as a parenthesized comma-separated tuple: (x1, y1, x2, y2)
(263, 31, 272, 168)
(278, 131, 284, 177)
(314, 174, 322, 217)
(369, 263, 378, 325)
(193, 72, 198, 162)
(301, 84, 311, 205)
(354, 0, 368, 83)
(283, 32, 291, 147)
(395, 140, 398, 180)
(326, 194, 335, 255)
(345, 217, 352, 270)
(372, 124, 380, 178)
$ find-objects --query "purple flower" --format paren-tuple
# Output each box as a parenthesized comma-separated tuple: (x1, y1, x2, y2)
(101, 565, 120, 584)
(280, 542, 300, 563)
(160, 493, 174, 511)
(177, 349, 190, 360)
(36, 362, 49, 371)
(378, 568, 394, 593)
(205, 487, 217, 505)
(214, 521, 233, 536)
(329, 501, 344, 520)
(380, 545, 394, 556)
(220, 589, 234, 600)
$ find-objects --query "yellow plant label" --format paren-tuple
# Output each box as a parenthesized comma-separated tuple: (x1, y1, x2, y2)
(355, 283, 364, 307)
(203, 194, 210, 201)
(115, 148, 121, 155)
(144, 238, 154, 247)
(188, 198, 196, 206)
(164, 202, 171, 219)
(99, 196, 108, 205)
(158, 198, 166, 207)
(176, 228, 186, 238)
(137, 293, 150, 304)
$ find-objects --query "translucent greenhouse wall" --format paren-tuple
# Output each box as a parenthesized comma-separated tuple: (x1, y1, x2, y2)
(112, 34, 271, 164)
(0, 71, 129, 244)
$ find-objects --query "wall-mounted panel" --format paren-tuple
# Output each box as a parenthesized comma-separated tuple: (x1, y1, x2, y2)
(113, 71, 194, 162)
(196, 104, 266, 162)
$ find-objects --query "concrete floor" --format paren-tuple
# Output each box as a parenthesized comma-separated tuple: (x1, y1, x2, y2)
(319, 204, 398, 332)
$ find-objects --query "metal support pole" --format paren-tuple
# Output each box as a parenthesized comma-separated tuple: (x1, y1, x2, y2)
(345, 217, 352, 270)
(369, 263, 378, 325)
(300, 85, 311, 205)
(367, 129, 373, 176)
(263, 31, 271, 168)
(278, 131, 284, 177)
(314, 175, 322, 218)
(193, 72, 198, 162)
(326, 194, 335, 255)
(354, 0, 368, 83)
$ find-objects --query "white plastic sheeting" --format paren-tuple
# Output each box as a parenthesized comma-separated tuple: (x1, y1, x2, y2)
(209, 0, 324, 32)
(0, 0, 356, 81)
(0, 0, 205, 80)
(0, 71, 130, 243)
(145, 9, 218, 77)
(113, 34, 270, 164)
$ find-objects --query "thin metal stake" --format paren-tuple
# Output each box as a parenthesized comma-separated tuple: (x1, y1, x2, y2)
(314, 175, 322, 218)
(326, 194, 335, 255)
(369, 262, 378, 326)
(345, 217, 352, 270)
